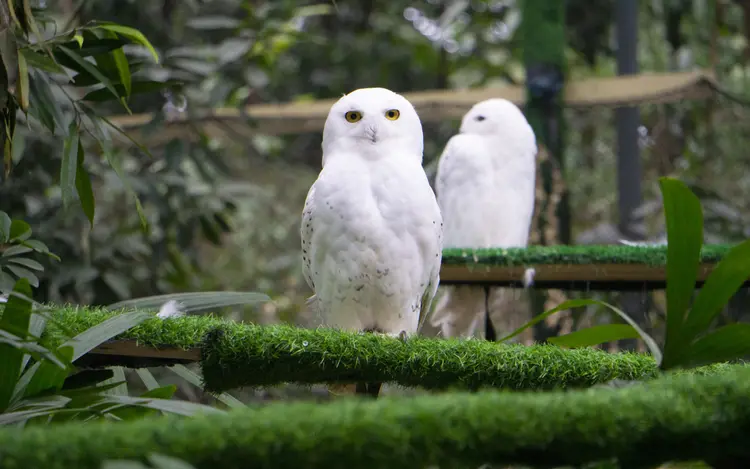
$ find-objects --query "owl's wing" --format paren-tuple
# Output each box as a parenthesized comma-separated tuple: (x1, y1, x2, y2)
(418, 199, 443, 331)
(300, 183, 317, 294)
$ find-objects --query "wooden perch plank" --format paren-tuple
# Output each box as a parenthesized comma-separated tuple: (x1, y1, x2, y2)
(109, 70, 717, 145)
(439, 262, 732, 291)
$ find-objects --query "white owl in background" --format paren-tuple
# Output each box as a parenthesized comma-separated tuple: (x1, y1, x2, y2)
(430, 98, 537, 340)
(301, 87, 443, 397)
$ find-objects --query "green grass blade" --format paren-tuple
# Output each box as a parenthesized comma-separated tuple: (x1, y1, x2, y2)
(658, 177, 704, 369)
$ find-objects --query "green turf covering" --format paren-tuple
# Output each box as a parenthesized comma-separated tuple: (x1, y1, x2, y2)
(441, 243, 732, 267)
(1, 364, 749, 469)
(40, 306, 658, 392)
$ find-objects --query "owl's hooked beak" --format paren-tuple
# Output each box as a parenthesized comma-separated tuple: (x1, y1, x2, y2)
(363, 125, 378, 143)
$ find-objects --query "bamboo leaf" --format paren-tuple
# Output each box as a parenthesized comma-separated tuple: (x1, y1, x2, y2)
(16, 46, 28, 111)
(60, 120, 79, 210)
(74, 137, 95, 227)
(57, 45, 124, 106)
(92, 23, 160, 63)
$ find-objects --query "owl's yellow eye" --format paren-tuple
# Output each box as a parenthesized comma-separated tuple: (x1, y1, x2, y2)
(345, 111, 362, 123)
(385, 109, 400, 120)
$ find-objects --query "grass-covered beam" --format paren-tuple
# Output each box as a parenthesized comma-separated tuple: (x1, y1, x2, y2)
(44, 307, 658, 391)
(1, 364, 748, 469)
(441, 244, 735, 290)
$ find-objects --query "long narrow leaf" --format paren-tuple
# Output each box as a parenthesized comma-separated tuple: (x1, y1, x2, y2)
(107, 291, 269, 313)
(134, 368, 160, 391)
(23, 346, 74, 398)
(169, 364, 245, 409)
(683, 324, 750, 367)
(682, 239, 750, 344)
(92, 23, 160, 63)
(62, 311, 152, 362)
(659, 177, 704, 368)
(58, 45, 123, 105)
(60, 120, 79, 210)
(74, 137, 95, 227)
(0, 278, 32, 410)
(548, 324, 641, 349)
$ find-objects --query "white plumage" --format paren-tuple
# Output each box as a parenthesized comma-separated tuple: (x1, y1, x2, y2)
(301, 87, 443, 345)
(430, 98, 537, 339)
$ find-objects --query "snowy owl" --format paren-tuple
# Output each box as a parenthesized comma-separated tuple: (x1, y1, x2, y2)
(430, 98, 536, 340)
(301, 87, 443, 397)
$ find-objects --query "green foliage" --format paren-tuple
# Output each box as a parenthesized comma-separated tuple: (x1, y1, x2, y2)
(541, 178, 750, 370)
(0, 364, 749, 469)
(0, 278, 220, 426)
(0, 210, 58, 292)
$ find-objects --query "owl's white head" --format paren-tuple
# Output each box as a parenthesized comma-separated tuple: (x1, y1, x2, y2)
(321, 87, 423, 164)
(459, 98, 536, 149)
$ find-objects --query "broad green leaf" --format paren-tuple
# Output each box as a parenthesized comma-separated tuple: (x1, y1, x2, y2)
(0, 271, 15, 292)
(92, 23, 160, 63)
(134, 368, 160, 391)
(140, 385, 176, 399)
(57, 46, 124, 105)
(107, 291, 270, 313)
(74, 137, 95, 227)
(60, 120, 79, 209)
(0, 278, 32, 411)
(659, 177, 704, 369)
(681, 239, 750, 344)
(7, 258, 44, 271)
(170, 364, 245, 409)
(21, 240, 60, 261)
(2, 245, 32, 257)
(8, 219, 31, 242)
(5, 265, 39, 287)
(23, 346, 74, 397)
(16, 51, 29, 111)
(0, 212, 10, 242)
(61, 311, 153, 362)
(683, 324, 750, 367)
(548, 324, 641, 349)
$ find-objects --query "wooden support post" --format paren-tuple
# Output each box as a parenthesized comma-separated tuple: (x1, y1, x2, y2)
(520, 0, 569, 342)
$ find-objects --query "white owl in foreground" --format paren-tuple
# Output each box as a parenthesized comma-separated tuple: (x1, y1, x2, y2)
(301, 87, 443, 397)
(430, 98, 536, 340)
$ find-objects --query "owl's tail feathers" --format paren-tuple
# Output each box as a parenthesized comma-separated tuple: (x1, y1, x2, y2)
(429, 286, 486, 339)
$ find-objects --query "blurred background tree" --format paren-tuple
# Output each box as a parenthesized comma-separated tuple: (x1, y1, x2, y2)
(2, 0, 750, 337)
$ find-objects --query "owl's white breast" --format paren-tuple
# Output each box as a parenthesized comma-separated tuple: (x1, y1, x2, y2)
(437, 134, 535, 248)
(305, 153, 441, 334)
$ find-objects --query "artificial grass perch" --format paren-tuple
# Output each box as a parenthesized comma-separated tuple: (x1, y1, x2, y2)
(42, 306, 658, 392)
(441, 243, 732, 267)
(1, 364, 749, 469)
